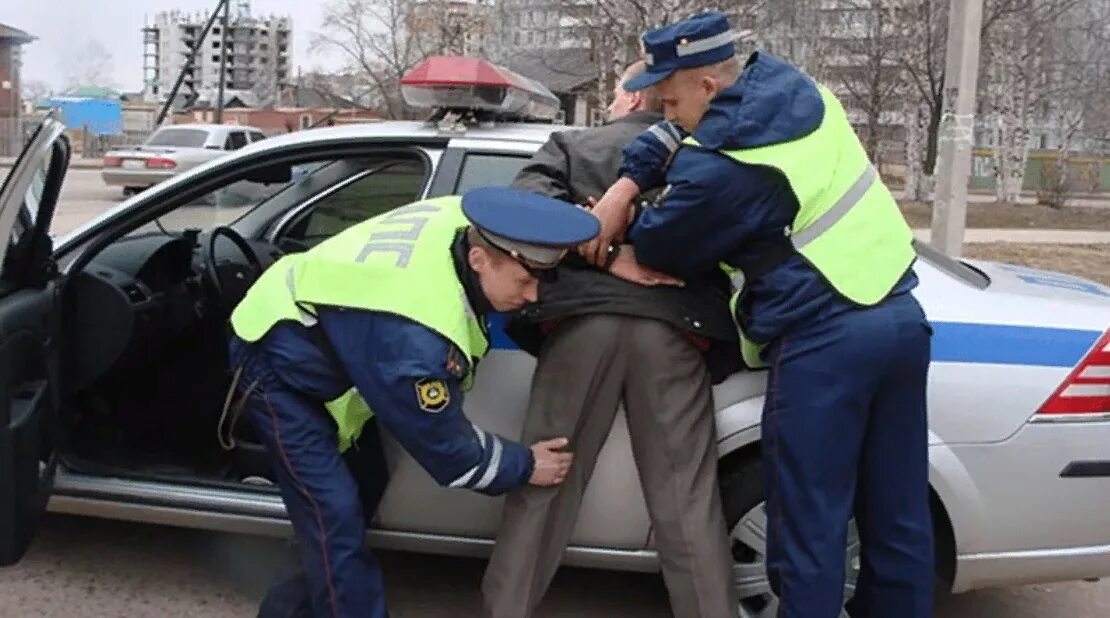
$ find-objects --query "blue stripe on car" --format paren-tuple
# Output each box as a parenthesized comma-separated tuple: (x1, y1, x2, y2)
(485, 314, 1102, 369)
(929, 322, 1100, 368)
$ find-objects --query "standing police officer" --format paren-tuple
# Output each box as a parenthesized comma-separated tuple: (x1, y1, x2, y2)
(585, 11, 935, 618)
(227, 186, 599, 618)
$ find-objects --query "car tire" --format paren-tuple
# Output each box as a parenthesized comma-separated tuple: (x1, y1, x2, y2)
(123, 186, 142, 197)
(719, 456, 860, 618)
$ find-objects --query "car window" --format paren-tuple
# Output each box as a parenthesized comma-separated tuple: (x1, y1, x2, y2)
(146, 128, 209, 148)
(249, 131, 267, 143)
(454, 153, 530, 193)
(129, 161, 333, 236)
(225, 132, 249, 151)
(280, 157, 428, 250)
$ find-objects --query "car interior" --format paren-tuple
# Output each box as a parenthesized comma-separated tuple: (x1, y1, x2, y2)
(56, 152, 438, 488)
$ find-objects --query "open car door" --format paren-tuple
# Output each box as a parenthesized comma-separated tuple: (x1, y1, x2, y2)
(0, 116, 68, 565)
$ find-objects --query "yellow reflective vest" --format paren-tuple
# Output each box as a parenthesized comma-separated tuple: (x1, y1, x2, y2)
(229, 197, 489, 451)
(683, 84, 915, 368)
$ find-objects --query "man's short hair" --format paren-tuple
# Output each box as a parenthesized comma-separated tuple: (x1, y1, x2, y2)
(621, 61, 663, 112)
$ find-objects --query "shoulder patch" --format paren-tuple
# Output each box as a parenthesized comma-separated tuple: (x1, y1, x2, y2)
(415, 378, 450, 413)
(445, 345, 469, 379)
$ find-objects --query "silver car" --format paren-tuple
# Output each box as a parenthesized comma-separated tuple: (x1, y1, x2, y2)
(2, 115, 1109, 618)
(101, 123, 268, 195)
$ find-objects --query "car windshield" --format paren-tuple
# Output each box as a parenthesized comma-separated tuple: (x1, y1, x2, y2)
(145, 128, 208, 148)
(130, 161, 332, 236)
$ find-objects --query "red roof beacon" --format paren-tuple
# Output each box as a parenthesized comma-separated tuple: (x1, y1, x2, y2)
(401, 56, 561, 124)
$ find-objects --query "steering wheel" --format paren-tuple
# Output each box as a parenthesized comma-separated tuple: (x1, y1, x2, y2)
(206, 226, 265, 313)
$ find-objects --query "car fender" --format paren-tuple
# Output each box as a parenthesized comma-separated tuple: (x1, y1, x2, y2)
(928, 440, 988, 592)
(713, 389, 981, 588)
(715, 395, 764, 457)
(711, 370, 767, 455)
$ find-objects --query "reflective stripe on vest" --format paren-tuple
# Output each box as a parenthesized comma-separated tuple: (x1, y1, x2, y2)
(229, 196, 488, 451)
(724, 162, 878, 294)
(790, 163, 878, 248)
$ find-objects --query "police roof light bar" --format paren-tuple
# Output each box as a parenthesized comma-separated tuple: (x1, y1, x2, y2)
(400, 57, 561, 123)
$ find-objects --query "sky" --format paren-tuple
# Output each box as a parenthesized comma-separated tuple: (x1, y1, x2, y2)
(5, 0, 345, 93)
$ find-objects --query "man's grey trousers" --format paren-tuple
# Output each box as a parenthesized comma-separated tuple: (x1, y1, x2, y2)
(482, 314, 737, 617)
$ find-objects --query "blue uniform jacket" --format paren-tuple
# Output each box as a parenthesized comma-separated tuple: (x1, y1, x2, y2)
(259, 307, 534, 496)
(620, 52, 917, 345)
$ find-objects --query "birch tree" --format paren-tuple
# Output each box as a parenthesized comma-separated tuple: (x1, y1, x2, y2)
(1034, 0, 1110, 205)
(979, 0, 1082, 203)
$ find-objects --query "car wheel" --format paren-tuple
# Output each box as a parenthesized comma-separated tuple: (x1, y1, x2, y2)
(720, 456, 860, 618)
(123, 186, 142, 197)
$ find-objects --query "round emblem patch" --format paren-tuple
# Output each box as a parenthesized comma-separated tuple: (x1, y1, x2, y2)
(415, 378, 450, 413)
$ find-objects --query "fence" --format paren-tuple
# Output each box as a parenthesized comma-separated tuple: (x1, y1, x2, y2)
(74, 130, 152, 158)
(970, 149, 1110, 195)
(0, 116, 41, 157)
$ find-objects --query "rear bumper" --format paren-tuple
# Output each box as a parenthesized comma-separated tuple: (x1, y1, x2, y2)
(944, 420, 1110, 592)
(101, 169, 176, 188)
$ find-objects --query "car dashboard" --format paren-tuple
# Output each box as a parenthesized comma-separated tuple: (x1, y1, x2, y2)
(63, 232, 281, 392)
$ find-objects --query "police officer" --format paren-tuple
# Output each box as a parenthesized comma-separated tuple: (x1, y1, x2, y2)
(583, 11, 935, 618)
(226, 186, 600, 618)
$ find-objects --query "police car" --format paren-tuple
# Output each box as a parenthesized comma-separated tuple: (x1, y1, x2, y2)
(0, 57, 1107, 616)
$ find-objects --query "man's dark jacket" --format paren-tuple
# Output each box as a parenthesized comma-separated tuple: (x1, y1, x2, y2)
(508, 111, 742, 383)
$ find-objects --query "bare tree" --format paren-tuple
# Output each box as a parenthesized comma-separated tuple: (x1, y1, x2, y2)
(298, 71, 379, 110)
(59, 39, 118, 91)
(21, 80, 52, 103)
(750, 0, 835, 82)
(979, 0, 1083, 203)
(896, 0, 947, 201)
(313, 0, 487, 119)
(566, 0, 721, 114)
(251, 70, 281, 108)
(508, 0, 770, 119)
(743, 1, 904, 166)
(1032, 0, 1110, 206)
(826, 1, 909, 167)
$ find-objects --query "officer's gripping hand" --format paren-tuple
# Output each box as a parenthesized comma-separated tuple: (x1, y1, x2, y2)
(529, 437, 574, 487)
(578, 178, 640, 267)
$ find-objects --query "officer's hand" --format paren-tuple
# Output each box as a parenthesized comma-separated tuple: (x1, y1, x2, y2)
(579, 178, 640, 266)
(529, 437, 574, 487)
(607, 246, 684, 288)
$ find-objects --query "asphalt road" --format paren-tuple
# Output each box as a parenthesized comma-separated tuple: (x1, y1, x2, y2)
(0, 168, 1108, 617)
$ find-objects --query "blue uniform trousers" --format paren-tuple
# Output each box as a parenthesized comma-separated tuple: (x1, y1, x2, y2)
(230, 334, 390, 618)
(761, 292, 935, 618)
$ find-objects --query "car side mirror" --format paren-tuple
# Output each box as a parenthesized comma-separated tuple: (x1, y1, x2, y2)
(245, 163, 292, 184)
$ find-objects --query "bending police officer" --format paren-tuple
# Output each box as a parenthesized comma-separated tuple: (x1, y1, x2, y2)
(227, 186, 599, 618)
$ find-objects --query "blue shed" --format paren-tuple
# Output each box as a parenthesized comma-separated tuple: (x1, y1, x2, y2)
(43, 97, 123, 136)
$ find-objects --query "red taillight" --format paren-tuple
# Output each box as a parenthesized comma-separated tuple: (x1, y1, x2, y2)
(1038, 330, 1110, 416)
(145, 157, 177, 170)
(103, 155, 121, 167)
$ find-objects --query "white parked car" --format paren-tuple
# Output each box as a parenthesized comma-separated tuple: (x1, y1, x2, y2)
(2, 107, 1109, 618)
(101, 123, 268, 195)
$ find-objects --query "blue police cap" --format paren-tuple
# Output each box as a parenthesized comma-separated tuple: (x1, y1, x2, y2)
(461, 186, 600, 268)
(625, 11, 737, 92)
